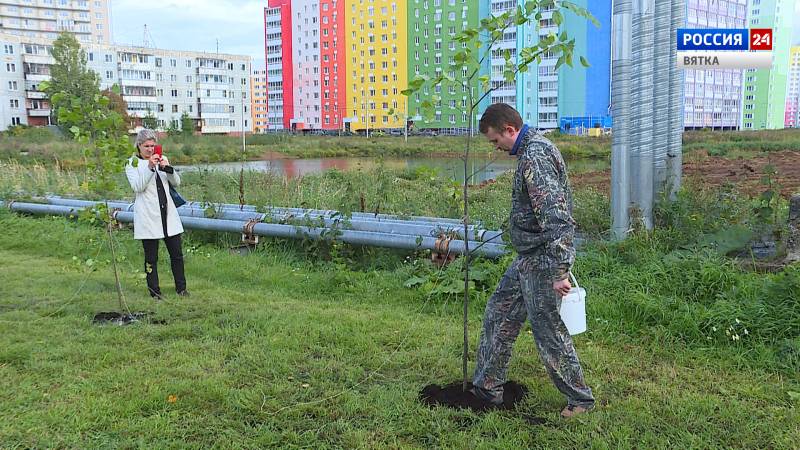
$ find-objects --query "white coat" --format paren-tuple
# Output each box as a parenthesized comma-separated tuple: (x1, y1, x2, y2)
(125, 156, 185, 240)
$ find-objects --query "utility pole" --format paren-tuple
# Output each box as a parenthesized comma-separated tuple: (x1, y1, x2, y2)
(404, 97, 408, 143)
(365, 99, 370, 138)
(241, 91, 246, 151)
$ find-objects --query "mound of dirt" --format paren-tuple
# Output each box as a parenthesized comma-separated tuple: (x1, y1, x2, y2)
(419, 381, 528, 413)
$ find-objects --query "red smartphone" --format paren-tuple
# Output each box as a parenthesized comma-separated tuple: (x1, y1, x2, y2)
(154, 144, 163, 156)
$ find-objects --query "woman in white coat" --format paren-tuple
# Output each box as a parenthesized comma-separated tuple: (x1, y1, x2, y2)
(125, 129, 188, 299)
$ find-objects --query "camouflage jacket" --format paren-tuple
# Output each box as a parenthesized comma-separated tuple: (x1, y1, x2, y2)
(509, 128, 576, 280)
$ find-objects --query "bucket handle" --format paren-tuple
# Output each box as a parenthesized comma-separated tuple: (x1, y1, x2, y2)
(569, 271, 580, 290)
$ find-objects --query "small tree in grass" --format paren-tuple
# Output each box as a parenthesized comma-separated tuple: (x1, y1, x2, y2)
(100, 85, 131, 133)
(401, 0, 597, 390)
(40, 82, 133, 314)
(180, 112, 195, 137)
(142, 110, 159, 130)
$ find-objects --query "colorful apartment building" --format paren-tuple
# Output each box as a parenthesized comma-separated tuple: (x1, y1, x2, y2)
(407, 0, 480, 131)
(319, 0, 347, 129)
(558, 0, 612, 124)
(742, 0, 797, 130)
(264, 0, 610, 132)
(267, 0, 294, 130)
(251, 68, 269, 132)
(345, 0, 408, 131)
(264, 4, 286, 130)
(785, 46, 800, 128)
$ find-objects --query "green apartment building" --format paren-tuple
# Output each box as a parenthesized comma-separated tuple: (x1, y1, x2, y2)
(407, 0, 481, 130)
(742, 0, 797, 130)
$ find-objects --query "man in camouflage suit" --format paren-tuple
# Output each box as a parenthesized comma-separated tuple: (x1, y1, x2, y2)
(471, 103, 595, 418)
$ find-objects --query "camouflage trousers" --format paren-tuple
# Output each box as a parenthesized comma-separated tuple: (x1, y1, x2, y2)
(472, 256, 595, 407)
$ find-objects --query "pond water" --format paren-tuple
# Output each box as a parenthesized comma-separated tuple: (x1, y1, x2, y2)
(175, 156, 608, 183)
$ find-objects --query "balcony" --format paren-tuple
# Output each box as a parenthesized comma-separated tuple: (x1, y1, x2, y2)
(28, 108, 51, 117)
(117, 61, 154, 71)
(26, 90, 47, 100)
(119, 78, 157, 88)
(198, 97, 231, 105)
(22, 54, 55, 65)
(122, 95, 158, 104)
(24, 74, 51, 82)
(197, 66, 228, 76)
(198, 111, 230, 119)
(538, 105, 558, 114)
(200, 125, 231, 134)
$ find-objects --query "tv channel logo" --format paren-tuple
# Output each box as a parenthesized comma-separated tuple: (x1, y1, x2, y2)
(677, 28, 773, 69)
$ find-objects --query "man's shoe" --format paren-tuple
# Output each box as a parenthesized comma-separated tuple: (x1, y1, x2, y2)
(177, 290, 190, 297)
(561, 404, 593, 418)
(469, 386, 503, 406)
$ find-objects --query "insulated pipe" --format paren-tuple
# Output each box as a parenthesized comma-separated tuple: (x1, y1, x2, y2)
(2, 201, 509, 259)
(182, 201, 469, 226)
(611, 0, 632, 239)
(45, 196, 470, 227)
(42, 197, 504, 242)
(188, 209, 504, 243)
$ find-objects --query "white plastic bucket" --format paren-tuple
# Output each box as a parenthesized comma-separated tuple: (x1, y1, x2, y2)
(559, 272, 587, 335)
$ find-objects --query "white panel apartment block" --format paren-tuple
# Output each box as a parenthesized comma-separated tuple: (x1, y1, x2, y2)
(0, 32, 252, 134)
(0, 34, 27, 129)
(0, 0, 110, 45)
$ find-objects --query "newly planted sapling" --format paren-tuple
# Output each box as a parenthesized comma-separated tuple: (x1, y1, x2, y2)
(401, 0, 597, 390)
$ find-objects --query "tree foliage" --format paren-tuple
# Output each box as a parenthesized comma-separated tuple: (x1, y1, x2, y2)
(180, 112, 195, 137)
(42, 32, 102, 136)
(142, 110, 158, 130)
(101, 85, 131, 133)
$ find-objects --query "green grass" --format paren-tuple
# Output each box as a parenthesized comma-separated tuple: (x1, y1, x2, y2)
(1, 186, 799, 447)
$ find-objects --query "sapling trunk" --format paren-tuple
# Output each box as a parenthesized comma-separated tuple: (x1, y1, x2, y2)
(105, 201, 128, 314)
(462, 129, 472, 392)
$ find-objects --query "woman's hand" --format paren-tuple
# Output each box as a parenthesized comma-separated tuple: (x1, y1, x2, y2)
(148, 154, 161, 170)
(159, 155, 170, 168)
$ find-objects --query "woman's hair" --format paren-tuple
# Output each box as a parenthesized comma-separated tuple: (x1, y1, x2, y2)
(135, 128, 158, 150)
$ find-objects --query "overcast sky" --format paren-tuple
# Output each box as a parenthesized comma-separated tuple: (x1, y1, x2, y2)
(112, 0, 800, 70)
(795, 1, 800, 44)
(111, 0, 267, 67)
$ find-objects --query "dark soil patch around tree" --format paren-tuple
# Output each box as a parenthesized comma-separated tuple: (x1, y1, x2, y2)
(420, 381, 530, 413)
